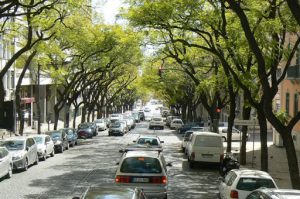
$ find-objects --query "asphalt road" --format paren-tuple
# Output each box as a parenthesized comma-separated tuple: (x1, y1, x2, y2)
(0, 122, 223, 199)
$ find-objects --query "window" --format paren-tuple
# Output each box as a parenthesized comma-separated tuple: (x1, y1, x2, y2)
(120, 157, 162, 173)
(236, 178, 276, 191)
(286, 93, 290, 115)
(295, 93, 299, 116)
(194, 136, 222, 147)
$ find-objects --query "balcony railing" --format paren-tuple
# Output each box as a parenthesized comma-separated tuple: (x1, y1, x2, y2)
(287, 64, 300, 79)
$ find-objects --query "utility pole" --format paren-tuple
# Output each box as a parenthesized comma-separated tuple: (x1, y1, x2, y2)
(37, 63, 41, 134)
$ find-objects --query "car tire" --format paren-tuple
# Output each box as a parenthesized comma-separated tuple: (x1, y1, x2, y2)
(189, 161, 194, 168)
(66, 143, 69, 150)
(6, 164, 12, 178)
(42, 151, 47, 161)
(50, 149, 55, 157)
(34, 154, 39, 165)
(23, 159, 28, 171)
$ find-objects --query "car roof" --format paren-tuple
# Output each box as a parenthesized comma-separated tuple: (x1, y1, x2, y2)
(29, 134, 48, 138)
(2, 136, 27, 141)
(124, 150, 160, 158)
(192, 131, 222, 137)
(255, 188, 300, 198)
(138, 135, 159, 139)
(231, 169, 274, 179)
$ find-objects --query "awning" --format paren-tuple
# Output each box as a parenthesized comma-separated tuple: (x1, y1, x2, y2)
(21, 97, 35, 104)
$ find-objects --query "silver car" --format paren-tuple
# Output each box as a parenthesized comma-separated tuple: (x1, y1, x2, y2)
(0, 147, 13, 179)
(115, 150, 171, 199)
(0, 137, 38, 171)
(31, 135, 55, 161)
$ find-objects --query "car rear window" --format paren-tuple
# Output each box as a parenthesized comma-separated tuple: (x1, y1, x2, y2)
(137, 138, 159, 145)
(120, 157, 162, 173)
(152, 118, 162, 121)
(194, 136, 222, 147)
(236, 178, 276, 191)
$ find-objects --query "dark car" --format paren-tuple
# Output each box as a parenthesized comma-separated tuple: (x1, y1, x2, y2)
(46, 130, 69, 153)
(88, 122, 98, 136)
(178, 122, 204, 134)
(138, 111, 145, 121)
(60, 128, 78, 147)
(77, 123, 94, 139)
(73, 186, 148, 199)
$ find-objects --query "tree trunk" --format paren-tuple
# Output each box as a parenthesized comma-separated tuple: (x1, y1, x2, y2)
(181, 103, 187, 122)
(226, 94, 236, 153)
(53, 105, 60, 130)
(73, 106, 79, 128)
(81, 107, 86, 123)
(257, 108, 268, 172)
(282, 131, 300, 189)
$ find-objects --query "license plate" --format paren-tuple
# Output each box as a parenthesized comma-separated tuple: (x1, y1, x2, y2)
(202, 154, 213, 158)
(132, 177, 149, 183)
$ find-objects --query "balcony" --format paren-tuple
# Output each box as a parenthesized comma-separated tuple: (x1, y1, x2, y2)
(287, 64, 300, 79)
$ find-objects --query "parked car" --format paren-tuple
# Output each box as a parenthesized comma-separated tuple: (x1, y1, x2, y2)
(94, 119, 107, 131)
(219, 127, 249, 142)
(31, 134, 55, 161)
(88, 122, 98, 136)
(120, 120, 130, 133)
(132, 112, 141, 123)
(77, 123, 94, 139)
(246, 187, 300, 199)
(181, 130, 194, 151)
(75, 186, 148, 199)
(46, 130, 69, 153)
(149, 117, 164, 129)
(133, 135, 164, 149)
(60, 128, 78, 147)
(186, 131, 224, 168)
(178, 122, 204, 134)
(138, 111, 145, 121)
(0, 137, 38, 171)
(165, 116, 180, 127)
(170, 118, 184, 130)
(115, 150, 172, 198)
(219, 169, 278, 199)
(108, 121, 126, 136)
(0, 147, 13, 179)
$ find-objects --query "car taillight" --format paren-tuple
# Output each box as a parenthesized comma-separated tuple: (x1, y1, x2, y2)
(191, 152, 195, 160)
(115, 175, 130, 183)
(152, 176, 167, 184)
(230, 190, 238, 198)
(220, 154, 224, 162)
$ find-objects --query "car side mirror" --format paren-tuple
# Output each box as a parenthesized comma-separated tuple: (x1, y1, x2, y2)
(160, 141, 164, 143)
(26, 146, 29, 151)
(133, 140, 136, 143)
(119, 149, 124, 153)
(166, 162, 172, 167)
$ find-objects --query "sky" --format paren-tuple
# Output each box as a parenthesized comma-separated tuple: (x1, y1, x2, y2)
(92, 0, 123, 24)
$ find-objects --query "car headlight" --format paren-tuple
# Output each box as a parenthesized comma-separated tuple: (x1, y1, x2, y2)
(12, 153, 24, 161)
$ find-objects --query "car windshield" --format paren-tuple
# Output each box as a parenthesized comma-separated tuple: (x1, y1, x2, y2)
(137, 138, 159, 146)
(111, 122, 121, 127)
(0, 140, 24, 150)
(152, 118, 162, 121)
(78, 123, 89, 129)
(236, 178, 276, 191)
(120, 157, 162, 173)
(33, 137, 44, 144)
(50, 132, 61, 139)
(194, 136, 222, 147)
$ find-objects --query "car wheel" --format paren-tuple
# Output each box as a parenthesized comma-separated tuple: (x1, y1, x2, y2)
(66, 143, 69, 150)
(50, 149, 55, 157)
(75, 141, 78, 145)
(42, 151, 47, 161)
(23, 159, 28, 171)
(189, 161, 194, 168)
(6, 164, 12, 178)
(34, 154, 39, 165)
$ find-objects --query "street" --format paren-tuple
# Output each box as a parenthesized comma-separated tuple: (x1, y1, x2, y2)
(0, 121, 224, 199)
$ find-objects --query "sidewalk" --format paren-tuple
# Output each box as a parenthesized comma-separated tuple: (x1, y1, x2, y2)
(242, 142, 297, 189)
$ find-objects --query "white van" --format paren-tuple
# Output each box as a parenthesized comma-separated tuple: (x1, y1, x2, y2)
(186, 132, 224, 168)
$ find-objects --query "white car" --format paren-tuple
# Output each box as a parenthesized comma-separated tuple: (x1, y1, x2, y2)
(94, 119, 107, 131)
(219, 127, 249, 142)
(115, 150, 171, 198)
(219, 169, 278, 199)
(170, 119, 184, 130)
(181, 130, 193, 150)
(31, 135, 55, 161)
(149, 117, 164, 129)
(0, 147, 13, 179)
